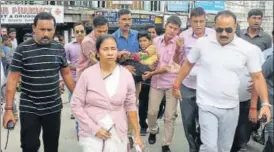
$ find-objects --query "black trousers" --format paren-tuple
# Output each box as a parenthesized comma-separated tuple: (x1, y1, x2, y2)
(231, 100, 253, 152)
(20, 111, 61, 152)
(138, 83, 166, 129)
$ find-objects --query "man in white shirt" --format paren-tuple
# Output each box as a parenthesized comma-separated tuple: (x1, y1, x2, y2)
(173, 7, 215, 152)
(173, 10, 271, 152)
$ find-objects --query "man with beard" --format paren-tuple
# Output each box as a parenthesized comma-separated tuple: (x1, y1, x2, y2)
(3, 12, 75, 152)
(77, 16, 108, 78)
(173, 10, 271, 152)
(64, 22, 86, 119)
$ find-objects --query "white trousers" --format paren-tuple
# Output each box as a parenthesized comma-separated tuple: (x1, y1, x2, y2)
(79, 129, 128, 152)
(79, 114, 128, 152)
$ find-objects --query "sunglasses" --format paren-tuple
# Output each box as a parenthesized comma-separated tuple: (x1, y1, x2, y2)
(215, 27, 233, 33)
(75, 30, 84, 34)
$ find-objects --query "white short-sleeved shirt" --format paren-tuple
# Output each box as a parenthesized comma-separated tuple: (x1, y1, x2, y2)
(238, 49, 265, 102)
(187, 35, 262, 108)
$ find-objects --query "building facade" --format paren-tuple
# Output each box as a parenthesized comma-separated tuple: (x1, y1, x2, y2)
(226, 1, 273, 35)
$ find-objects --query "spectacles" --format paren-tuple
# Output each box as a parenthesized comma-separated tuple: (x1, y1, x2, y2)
(215, 27, 233, 33)
(75, 30, 84, 34)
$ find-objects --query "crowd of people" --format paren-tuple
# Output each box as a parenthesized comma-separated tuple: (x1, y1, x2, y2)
(1, 6, 273, 152)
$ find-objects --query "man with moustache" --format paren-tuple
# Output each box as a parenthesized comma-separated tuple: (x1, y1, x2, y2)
(113, 9, 139, 75)
(240, 9, 272, 51)
(77, 16, 108, 78)
(3, 12, 75, 152)
(112, 9, 140, 148)
(173, 7, 215, 152)
(64, 22, 86, 119)
(239, 9, 272, 145)
(173, 10, 271, 152)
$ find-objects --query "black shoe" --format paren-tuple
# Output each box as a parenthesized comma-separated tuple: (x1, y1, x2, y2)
(162, 145, 171, 152)
(140, 128, 147, 136)
(128, 136, 134, 149)
(148, 133, 156, 144)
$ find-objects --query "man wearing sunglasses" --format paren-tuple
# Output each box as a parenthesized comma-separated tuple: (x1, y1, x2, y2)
(64, 22, 86, 119)
(173, 10, 271, 152)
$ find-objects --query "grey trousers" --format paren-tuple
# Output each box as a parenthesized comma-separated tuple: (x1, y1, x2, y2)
(199, 104, 239, 152)
(180, 84, 200, 152)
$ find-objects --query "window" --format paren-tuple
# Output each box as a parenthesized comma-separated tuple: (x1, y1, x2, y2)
(49, 1, 55, 5)
(120, 4, 129, 9)
(70, 1, 75, 6)
(151, 1, 160, 11)
(98, 1, 106, 8)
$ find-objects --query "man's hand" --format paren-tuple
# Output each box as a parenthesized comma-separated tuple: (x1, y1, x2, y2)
(3, 110, 16, 128)
(124, 65, 136, 75)
(88, 51, 98, 62)
(172, 88, 182, 101)
(134, 135, 144, 150)
(249, 108, 258, 123)
(176, 37, 184, 50)
(258, 105, 271, 124)
(150, 55, 159, 70)
(59, 80, 65, 94)
(142, 71, 152, 81)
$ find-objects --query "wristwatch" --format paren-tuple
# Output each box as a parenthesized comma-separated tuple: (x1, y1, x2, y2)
(261, 102, 272, 108)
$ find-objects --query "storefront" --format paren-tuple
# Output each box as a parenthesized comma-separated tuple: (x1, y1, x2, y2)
(1, 4, 65, 43)
(94, 10, 160, 33)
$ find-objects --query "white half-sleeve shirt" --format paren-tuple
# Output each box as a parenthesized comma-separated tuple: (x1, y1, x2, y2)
(238, 46, 265, 102)
(187, 35, 262, 108)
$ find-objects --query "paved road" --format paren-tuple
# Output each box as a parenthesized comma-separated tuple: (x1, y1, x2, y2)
(1, 92, 264, 152)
